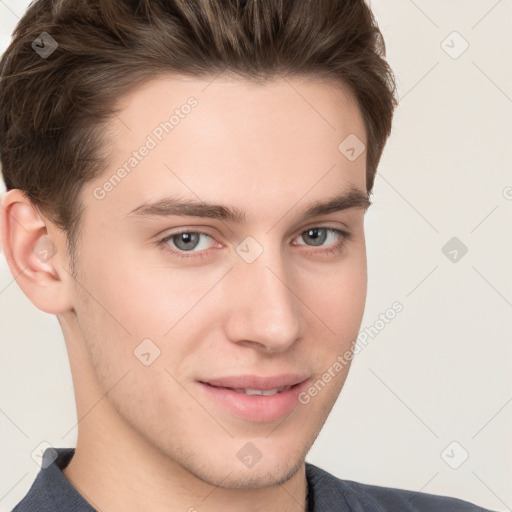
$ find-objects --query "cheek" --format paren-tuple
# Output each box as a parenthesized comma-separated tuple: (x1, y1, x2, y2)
(78, 249, 176, 333)
(302, 249, 367, 340)
(73, 249, 222, 385)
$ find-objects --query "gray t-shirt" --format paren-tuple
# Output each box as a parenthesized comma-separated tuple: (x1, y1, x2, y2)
(12, 448, 495, 511)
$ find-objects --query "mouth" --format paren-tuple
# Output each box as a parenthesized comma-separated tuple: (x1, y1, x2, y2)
(196, 375, 310, 423)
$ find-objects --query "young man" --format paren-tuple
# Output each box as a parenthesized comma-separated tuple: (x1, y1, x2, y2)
(0, 1, 497, 511)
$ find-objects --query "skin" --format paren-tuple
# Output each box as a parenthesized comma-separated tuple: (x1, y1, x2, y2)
(1, 74, 369, 512)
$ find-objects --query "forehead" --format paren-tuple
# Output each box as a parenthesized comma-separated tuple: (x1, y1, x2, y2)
(83, 74, 367, 225)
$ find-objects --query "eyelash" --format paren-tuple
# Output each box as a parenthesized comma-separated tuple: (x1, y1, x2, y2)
(157, 227, 352, 260)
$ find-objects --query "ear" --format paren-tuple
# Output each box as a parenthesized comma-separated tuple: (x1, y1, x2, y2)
(1, 189, 74, 314)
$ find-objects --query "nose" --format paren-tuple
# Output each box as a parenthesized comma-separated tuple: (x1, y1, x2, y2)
(223, 244, 304, 354)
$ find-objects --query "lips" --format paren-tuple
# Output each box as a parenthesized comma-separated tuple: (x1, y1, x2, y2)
(196, 374, 311, 422)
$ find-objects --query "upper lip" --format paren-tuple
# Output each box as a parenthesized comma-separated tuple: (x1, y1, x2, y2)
(200, 374, 310, 390)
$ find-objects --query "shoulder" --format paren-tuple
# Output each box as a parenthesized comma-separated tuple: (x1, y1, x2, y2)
(12, 448, 95, 512)
(305, 462, 496, 512)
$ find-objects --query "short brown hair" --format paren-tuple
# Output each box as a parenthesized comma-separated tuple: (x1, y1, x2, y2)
(0, 0, 397, 276)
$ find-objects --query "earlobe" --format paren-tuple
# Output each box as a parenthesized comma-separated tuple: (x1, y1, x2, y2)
(0, 189, 74, 314)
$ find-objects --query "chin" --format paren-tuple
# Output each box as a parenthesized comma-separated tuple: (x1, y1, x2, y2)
(176, 445, 306, 490)
(206, 458, 303, 490)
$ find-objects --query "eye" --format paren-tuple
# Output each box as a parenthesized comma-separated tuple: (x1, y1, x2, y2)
(159, 231, 214, 259)
(293, 227, 351, 256)
(295, 227, 347, 248)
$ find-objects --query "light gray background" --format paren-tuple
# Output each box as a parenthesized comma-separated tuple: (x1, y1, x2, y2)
(1, 1, 511, 510)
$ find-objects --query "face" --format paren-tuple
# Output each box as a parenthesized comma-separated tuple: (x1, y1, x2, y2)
(62, 74, 368, 488)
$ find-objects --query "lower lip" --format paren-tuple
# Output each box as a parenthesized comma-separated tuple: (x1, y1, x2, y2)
(197, 379, 310, 423)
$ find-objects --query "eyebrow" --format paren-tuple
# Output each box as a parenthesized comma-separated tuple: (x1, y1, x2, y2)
(124, 187, 371, 224)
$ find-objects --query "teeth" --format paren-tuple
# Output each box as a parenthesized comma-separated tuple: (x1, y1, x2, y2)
(246, 388, 278, 396)
(232, 385, 291, 395)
